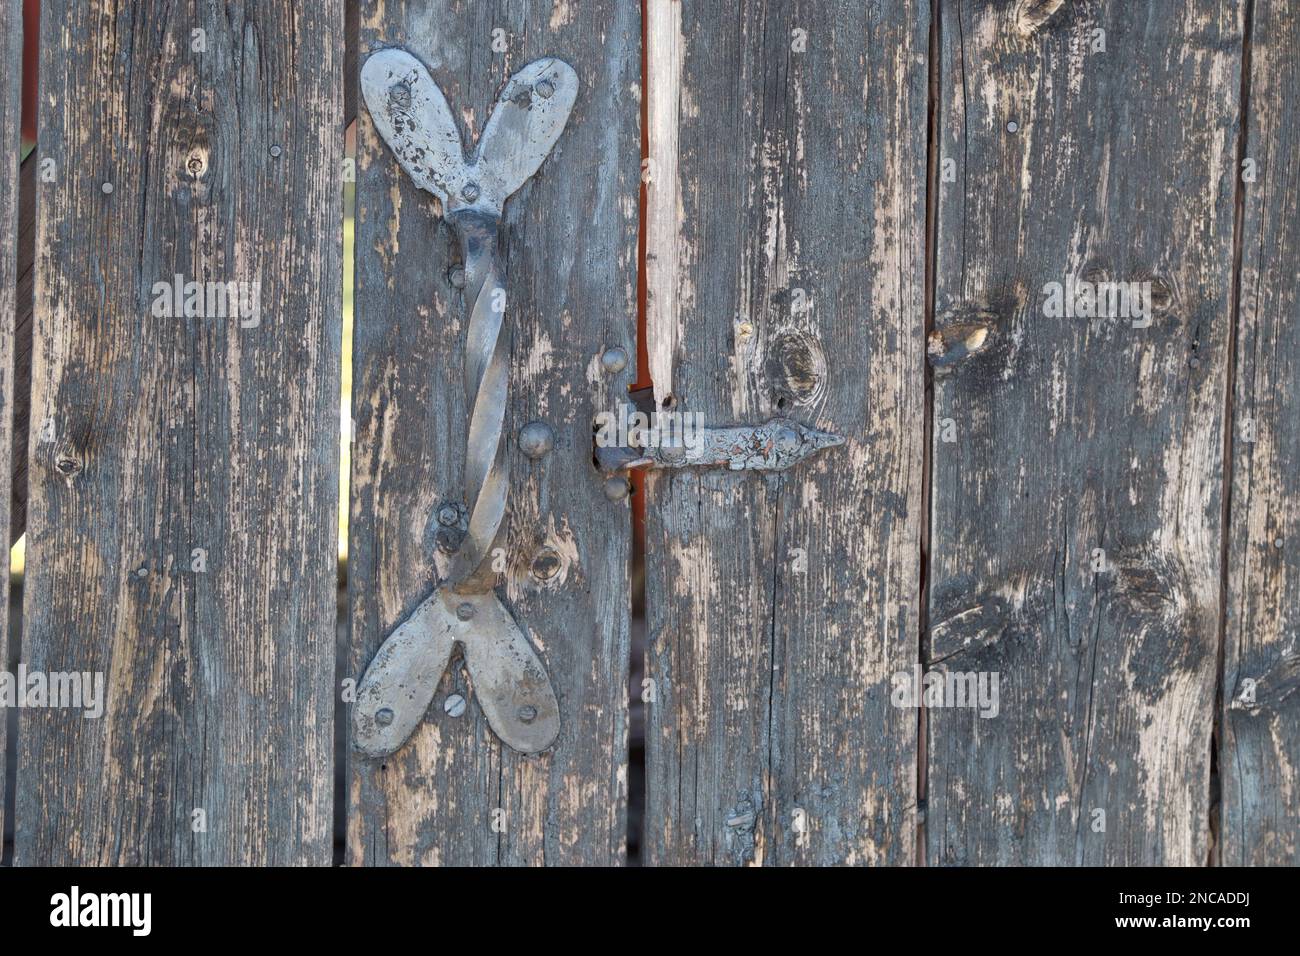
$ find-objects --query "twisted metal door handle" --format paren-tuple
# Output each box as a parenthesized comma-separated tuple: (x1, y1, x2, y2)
(445, 208, 509, 592)
(353, 49, 577, 757)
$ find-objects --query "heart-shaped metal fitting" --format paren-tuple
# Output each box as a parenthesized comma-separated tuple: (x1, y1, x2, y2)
(360, 49, 578, 216)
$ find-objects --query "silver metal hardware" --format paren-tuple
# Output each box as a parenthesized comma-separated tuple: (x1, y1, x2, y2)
(518, 421, 555, 460)
(353, 588, 560, 757)
(600, 347, 629, 375)
(354, 48, 577, 758)
(596, 418, 844, 476)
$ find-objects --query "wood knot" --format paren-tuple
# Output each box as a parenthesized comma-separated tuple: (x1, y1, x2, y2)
(1016, 0, 1066, 35)
(927, 320, 993, 369)
(764, 329, 827, 411)
(55, 455, 82, 477)
(185, 147, 209, 179)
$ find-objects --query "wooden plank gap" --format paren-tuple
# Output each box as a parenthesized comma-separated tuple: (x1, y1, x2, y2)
(1211, 0, 1257, 869)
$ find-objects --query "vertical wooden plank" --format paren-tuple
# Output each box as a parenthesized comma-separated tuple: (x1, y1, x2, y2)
(348, 1, 639, 866)
(17, 0, 343, 865)
(643, 0, 929, 865)
(928, 1, 1242, 864)
(1222, 0, 1300, 866)
(11, 153, 33, 547)
(0, 0, 20, 848)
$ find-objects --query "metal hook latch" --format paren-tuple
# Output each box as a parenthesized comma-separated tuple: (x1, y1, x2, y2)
(596, 418, 844, 476)
(353, 48, 578, 758)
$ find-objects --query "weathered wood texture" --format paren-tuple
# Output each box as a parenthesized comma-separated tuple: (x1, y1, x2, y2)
(643, 0, 929, 865)
(11, 152, 32, 547)
(0, 0, 20, 848)
(1221, 0, 1300, 866)
(16, 1, 343, 865)
(348, 0, 639, 865)
(928, 0, 1242, 864)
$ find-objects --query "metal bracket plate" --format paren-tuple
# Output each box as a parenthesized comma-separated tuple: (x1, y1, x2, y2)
(354, 589, 560, 757)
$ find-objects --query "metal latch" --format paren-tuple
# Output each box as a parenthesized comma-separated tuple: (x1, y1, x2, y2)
(595, 418, 844, 476)
(353, 48, 577, 758)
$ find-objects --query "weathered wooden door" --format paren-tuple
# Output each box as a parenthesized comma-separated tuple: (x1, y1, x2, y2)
(12, 0, 343, 865)
(1, 0, 1297, 868)
(348, 1, 639, 865)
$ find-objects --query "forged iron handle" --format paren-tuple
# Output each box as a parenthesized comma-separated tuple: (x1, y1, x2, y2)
(353, 49, 577, 757)
(445, 209, 509, 592)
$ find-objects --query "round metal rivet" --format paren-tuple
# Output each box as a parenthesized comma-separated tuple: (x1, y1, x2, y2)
(449, 266, 466, 289)
(444, 694, 467, 718)
(437, 504, 460, 527)
(435, 527, 461, 554)
(1006, 120, 1019, 133)
(604, 476, 631, 501)
(101, 182, 114, 194)
(531, 547, 561, 581)
(535, 80, 555, 99)
(518, 421, 555, 460)
(1275, 538, 1284, 549)
(517, 705, 538, 724)
(600, 347, 629, 375)
(136, 566, 148, 578)
(462, 182, 481, 203)
(456, 602, 476, 621)
(269, 144, 283, 158)
(659, 443, 686, 463)
(375, 707, 395, 727)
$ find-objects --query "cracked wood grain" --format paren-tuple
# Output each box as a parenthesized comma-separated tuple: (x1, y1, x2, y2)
(347, 0, 638, 866)
(928, 0, 1243, 865)
(16, 0, 343, 865)
(1221, 0, 1300, 867)
(0, 0, 20, 848)
(643, 0, 928, 866)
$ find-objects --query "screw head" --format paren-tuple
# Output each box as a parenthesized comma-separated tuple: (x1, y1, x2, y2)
(518, 421, 555, 460)
(101, 181, 113, 194)
(448, 266, 466, 289)
(435, 527, 462, 554)
(443, 694, 467, 718)
(604, 476, 631, 501)
(269, 144, 283, 158)
(535, 79, 555, 99)
(600, 346, 629, 375)
(456, 602, 476, 621)
(1006, 120, 1019, 133)
(375, 707, 395, 727)
(517, 704, 538, 724)
(461, 182, 481, 203)
(531, 547, 561, 582)
(437, 504, 460, 527)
